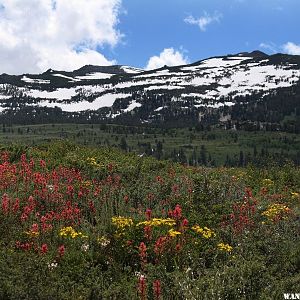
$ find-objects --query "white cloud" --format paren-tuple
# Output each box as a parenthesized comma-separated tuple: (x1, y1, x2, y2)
(145, 48, 189, 70)
(0, 0, 122, 74)
(184, 12, 222, 32)
(282, 42, 300, 55)
(259, 42, 277, 53)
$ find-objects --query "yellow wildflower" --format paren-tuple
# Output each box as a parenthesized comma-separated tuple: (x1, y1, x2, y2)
(192, 225, 215, 238)
(291, 192, 299, 200)
(112, 216, 134, 229)
(87, 157, 100, 167)
(262, 179, 274, 186)
(136, 218, 176, 227)
(111, 216, 134, 237)
(59, 226, 87, 239)
(168, 229, 182, 238)
(25, 230, 39, 238)
(82, 180, 92, 188)
(217, 243, 233, 252)
(261, 203, 290, 222)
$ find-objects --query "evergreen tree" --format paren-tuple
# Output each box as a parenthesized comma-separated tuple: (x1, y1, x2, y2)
(200, 145, 207, 165)
(239, 150, 244, 167)
(120, 137, 128, 151)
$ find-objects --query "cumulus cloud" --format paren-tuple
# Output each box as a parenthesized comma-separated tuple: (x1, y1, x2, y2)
(0, 0, 122, 74)
(145, 48, 189, 70)
(282, 42, 300, 55)
(184, 12, 222, 32)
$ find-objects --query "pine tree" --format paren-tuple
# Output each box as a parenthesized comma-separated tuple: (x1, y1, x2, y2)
(200, 145, 207, 166)
(120, 137, 128, 151)
(239, 150, 244, 167)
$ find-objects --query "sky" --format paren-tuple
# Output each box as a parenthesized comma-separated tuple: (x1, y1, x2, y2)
(0, 0, 299, 74)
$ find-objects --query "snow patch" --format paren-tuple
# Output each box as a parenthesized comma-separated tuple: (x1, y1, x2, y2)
(144, 85, 185, 91)
(28, 88, 78, 100)
(123, 101, 142, 112)
(121, 66, 143, 74)
(21, 76, 50, 84)
(52, 74, 80, 82)
(181, 56, 251, 71)
(75, 73, 113, 80)
(38, 93, 130, 112)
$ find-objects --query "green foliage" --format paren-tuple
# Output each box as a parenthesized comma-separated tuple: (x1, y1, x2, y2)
(0, 141, 299, 299)
(1, 124, 300, 167)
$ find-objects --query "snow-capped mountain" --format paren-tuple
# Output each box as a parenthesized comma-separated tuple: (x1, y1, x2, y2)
(1, 51, 300, 130)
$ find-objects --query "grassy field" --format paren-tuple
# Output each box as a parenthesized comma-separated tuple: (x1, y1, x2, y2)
(0, 141, 299, 299)
(1, 123, 300, 166)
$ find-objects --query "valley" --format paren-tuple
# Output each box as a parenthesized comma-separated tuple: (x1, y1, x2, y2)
(1, 123, 300, 166)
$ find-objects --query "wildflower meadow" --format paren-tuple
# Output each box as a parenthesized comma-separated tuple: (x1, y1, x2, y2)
(0, 142, 299, 299)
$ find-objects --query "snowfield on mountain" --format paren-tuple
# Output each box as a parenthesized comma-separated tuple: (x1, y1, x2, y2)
(0, 51, 300, 128)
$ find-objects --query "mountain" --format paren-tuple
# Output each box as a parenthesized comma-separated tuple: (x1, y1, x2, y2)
(1, 51, 300, 131)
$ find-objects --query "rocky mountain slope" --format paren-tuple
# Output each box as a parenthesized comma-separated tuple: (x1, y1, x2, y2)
(1, 51, 300, 130)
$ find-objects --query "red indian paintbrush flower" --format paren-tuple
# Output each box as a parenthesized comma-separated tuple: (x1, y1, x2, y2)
(145, 208, 152, 220)
(138, 275, 147, 300)
(12, 198, 20, 213)
(182, 218, 188, 228)
(39, 159, 46, 168)
(154, 236, 167, 256)
(124, 195, 129, 204)
(172, 204, 182, 219)
(153, 280, 161, 300)
(41, 244, 48, 254)
(139, 242, 147, 267)
(58, 245, 65, 257)
(1, 193, 9, 214)
(144, 225, 152, 240)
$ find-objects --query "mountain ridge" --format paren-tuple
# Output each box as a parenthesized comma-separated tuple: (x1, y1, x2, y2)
(0, 50, 300, 132)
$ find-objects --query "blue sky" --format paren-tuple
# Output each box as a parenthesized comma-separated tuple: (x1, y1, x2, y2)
(102, 0, 300, 68)
(0, 0, 299, 74)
